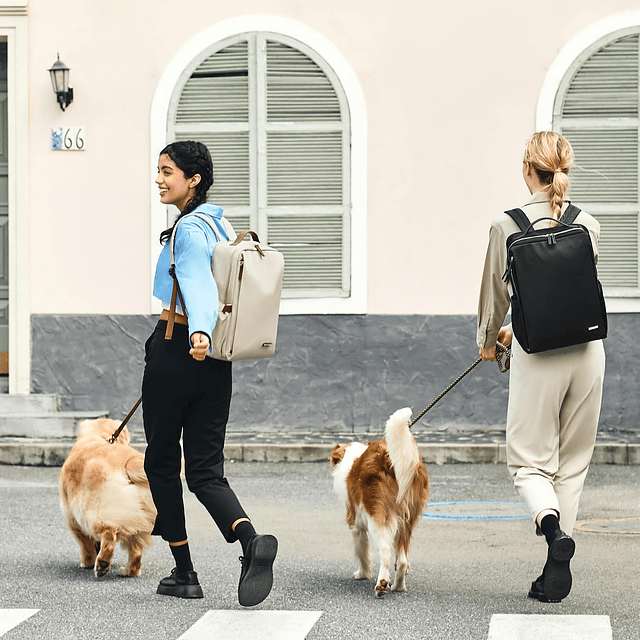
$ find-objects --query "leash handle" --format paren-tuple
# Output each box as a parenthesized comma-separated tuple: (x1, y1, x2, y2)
(108, 396, 142, 444)
(495, 341, 511, 373)
(408, 342, 510, 429)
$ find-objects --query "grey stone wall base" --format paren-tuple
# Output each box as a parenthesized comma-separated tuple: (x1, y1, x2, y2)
(30, 313, 640, 436)
(1, 439, 638, 467)
(32, 315, 155, 433)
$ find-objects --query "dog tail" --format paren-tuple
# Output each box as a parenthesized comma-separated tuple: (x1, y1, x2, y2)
(385, 407, 421, 504)
(125, 456, 150, 487)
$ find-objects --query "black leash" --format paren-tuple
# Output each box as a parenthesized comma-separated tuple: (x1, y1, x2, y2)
(408, 342, 511, 429)
(108, 396, 142, 444)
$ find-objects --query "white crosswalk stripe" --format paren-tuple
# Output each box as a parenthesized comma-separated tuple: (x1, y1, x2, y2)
(177, 610, 323, 640)
(0, 610, 39, 637)
(0, 610, 618, 639)
(488, 614, 612, 640)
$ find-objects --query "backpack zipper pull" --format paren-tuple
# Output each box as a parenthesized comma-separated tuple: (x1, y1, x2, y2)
(548, 234, 557, 246)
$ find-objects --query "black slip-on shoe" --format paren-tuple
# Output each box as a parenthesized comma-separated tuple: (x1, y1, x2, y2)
(529, 573, 564, 603)
(543, 530, 575, 602)
(156, 568, 204, 599)
(527, 574, 545, 600)
(238, 534, 278, 607)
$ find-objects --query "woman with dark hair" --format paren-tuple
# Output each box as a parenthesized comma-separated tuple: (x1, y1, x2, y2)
(142, 140, 277, 605)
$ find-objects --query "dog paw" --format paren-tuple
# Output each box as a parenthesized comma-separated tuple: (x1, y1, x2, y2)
(354, 570, 372, 580)
(119, 566, 141, 578)
(375, 579, 390, 597)
(391, 581, 407, 592)
(94, 560, 110, 577)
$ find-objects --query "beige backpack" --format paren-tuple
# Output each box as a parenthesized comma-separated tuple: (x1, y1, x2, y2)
(166, 213, 284, 361)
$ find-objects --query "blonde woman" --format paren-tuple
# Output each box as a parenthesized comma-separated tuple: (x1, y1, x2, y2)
(477, 132, 605, 602)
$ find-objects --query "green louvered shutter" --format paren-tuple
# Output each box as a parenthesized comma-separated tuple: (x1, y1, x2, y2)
(170, 33, 351, 298)
(554, 32, 640, 292)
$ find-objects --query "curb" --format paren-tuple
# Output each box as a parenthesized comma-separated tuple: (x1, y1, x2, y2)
(0, 439, 638, 467)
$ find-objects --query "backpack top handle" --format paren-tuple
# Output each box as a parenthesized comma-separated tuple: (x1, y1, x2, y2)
(505, 203, 581, 233)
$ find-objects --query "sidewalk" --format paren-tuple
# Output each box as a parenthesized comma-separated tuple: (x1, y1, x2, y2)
(1, 427, 639, 466)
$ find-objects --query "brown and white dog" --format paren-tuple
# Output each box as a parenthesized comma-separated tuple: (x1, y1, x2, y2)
(330, 407, 429, 597)
(59, 418, 156, 578)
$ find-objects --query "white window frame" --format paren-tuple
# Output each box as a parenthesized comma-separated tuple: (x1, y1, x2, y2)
(150, 16, 367, 316)
(536, 10, 640, 313)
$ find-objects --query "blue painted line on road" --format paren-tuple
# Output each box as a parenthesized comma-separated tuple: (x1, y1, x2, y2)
(424, 501, 529, 521)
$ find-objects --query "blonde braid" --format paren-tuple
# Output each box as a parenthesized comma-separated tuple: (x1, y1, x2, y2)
(523, 132, 573, 220)
(548, 170, 570, 220)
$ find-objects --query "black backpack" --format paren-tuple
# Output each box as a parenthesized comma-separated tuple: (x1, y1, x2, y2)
(502, 204, 607, 354)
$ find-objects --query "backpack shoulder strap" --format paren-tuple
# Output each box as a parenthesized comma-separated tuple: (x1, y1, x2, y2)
(185, 212, 223, 242)
(169, 213, 236, 265)
(504, 208, 530, 232)
(184, 212, 239, 242)
(221, 217, 237, 242)
(560, 203, 581, 225)
(168, 215, 190, 267)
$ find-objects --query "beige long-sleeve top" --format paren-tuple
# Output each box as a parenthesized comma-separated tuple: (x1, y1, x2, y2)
(476, 192, 600, 349)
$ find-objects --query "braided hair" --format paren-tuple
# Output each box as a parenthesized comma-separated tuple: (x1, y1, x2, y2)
(159, 140, 215, 245)
(523, 132, 573, 221)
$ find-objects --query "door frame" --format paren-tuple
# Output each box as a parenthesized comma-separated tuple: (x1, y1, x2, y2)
(0, 12, 29, 393)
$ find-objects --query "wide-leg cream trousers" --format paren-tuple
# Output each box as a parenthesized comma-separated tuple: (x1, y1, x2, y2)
(506, 337, 605, 536)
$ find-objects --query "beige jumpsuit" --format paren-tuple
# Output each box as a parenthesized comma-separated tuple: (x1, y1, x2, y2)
(477, 192, 606, 536)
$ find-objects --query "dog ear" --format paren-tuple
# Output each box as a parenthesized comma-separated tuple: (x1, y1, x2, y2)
(77, 420, 91, 438)
(330, 444, 346, 467)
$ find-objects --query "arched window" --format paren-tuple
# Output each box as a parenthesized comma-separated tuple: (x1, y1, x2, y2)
(166, 32, 351, 300)
(552, 27, 640, 295)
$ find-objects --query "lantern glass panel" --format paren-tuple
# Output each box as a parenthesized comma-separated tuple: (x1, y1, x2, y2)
(49, 61, 69, 94)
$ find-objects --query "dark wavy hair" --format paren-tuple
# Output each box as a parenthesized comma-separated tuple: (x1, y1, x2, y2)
(158, 140, 214, 245)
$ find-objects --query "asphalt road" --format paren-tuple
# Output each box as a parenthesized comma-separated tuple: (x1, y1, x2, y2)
(0, 461, 639, 639)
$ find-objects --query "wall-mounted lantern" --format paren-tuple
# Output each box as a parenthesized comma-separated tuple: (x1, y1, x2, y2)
(48, 54, 73, 111)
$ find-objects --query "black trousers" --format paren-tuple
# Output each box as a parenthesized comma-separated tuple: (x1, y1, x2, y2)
(142, 320, 248, 543)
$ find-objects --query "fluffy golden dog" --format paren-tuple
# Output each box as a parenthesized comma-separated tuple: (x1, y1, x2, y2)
(59, 418, 156, 578)
(331, 408, 429, 597)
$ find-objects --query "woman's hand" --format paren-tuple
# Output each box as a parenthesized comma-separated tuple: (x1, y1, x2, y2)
(479, 325, 513, 362)
(479, 345, 496, 362)
(190, 332, 210, 361)
(497, 325, 513, 348)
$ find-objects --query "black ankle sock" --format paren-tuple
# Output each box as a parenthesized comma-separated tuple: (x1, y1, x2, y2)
(540, 514, 561, 545)
(235, 521, 257, 556)
(170, 542, 194, 574)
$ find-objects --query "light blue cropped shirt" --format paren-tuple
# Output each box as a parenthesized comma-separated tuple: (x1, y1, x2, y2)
(153, 203, 229, 347)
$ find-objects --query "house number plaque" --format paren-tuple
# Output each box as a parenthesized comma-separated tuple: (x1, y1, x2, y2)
(51, 127, 85, 151)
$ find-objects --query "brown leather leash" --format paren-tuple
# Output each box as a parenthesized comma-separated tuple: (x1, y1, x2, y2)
(108, 396, 142, 444)
(408, 342, 511, 429)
